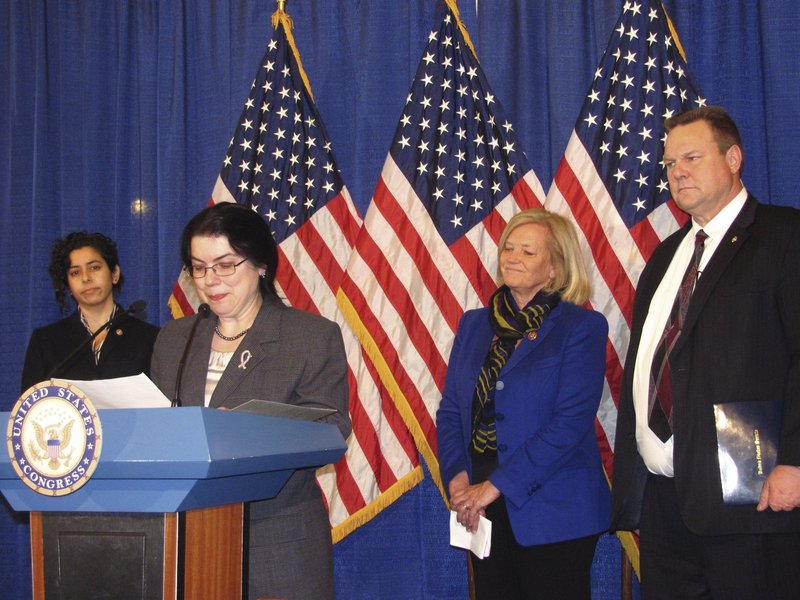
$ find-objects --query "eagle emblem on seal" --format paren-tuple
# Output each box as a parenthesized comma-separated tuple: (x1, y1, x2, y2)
(29, 420, 76, 470)
(7, 380, 102, 496)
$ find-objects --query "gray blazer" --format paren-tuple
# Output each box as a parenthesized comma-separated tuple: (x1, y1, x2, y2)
(150, 294, 350, 599)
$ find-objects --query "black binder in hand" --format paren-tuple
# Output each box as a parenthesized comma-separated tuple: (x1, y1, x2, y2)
(232, 399, 336, 421)
(714, 401, 782, 504)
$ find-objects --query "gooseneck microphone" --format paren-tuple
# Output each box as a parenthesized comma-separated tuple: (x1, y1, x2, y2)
(171, 303, 210, 407)
(46, 300, 147, 380)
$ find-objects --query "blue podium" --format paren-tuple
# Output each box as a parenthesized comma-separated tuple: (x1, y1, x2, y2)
(0, 407, 347, 599)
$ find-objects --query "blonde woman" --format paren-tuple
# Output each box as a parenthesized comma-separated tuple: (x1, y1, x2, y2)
(437, 208, 610, 599)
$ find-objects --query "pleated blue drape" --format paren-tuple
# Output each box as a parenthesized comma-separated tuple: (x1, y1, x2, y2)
(1, 1, 797, 597)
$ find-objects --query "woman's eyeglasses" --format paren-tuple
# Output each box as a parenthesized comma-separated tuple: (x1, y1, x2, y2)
(187, 258, 248, 279)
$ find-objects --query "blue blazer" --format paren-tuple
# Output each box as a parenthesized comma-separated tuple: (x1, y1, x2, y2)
(437, 300, 610, 546)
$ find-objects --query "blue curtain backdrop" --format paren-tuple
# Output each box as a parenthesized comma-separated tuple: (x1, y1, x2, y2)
(1, 1, 798, 597)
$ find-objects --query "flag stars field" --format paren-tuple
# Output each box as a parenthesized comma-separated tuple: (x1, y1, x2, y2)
(544, 6, 709, 555)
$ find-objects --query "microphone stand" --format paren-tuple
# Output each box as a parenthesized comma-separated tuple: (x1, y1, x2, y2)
(172, 304, 210, 407)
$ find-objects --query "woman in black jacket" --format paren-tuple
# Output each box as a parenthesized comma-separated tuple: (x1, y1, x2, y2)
(20, 231, 158, 391)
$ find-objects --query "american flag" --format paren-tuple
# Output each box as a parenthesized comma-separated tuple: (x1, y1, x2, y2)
(170, 12, 422, 539)
(544, 0, 706, 572)
(337, 4, 545, 490)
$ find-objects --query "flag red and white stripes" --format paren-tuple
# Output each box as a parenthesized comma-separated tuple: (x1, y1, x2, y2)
(337, 4, 546, 489)
(544, 0, 706, 573)
(170, 12, 422, 539)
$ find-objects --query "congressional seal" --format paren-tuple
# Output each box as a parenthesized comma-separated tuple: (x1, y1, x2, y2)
(6, 379, 102, 496)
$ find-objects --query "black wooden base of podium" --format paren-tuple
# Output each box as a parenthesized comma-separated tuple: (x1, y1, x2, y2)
(31, 505, 243, 600)
(34, 513, 172, 600)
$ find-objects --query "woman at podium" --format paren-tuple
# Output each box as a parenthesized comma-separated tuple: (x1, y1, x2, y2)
(20, 231, 159, 391)
(150, 202, 351, 600)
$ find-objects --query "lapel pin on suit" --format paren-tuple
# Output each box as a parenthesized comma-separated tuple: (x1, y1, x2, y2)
(238, 349, 252, 370)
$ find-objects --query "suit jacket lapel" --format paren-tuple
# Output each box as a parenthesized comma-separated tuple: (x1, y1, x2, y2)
(676, 196, 756, 351)
(95, 306, 132, 369)
(97, 327, 122, 367)
(208, 299, 281, 408)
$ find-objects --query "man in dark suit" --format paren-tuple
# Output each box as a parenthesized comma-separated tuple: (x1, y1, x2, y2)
(611, 106, 800, 598)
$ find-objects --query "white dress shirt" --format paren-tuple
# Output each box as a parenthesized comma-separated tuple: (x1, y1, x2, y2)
(205, 349, 233, 406)
(633, 187, 748, 476)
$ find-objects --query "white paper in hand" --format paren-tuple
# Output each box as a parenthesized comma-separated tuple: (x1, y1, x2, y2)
(449, 510, 492, 559)
(62, 373, 171, 409)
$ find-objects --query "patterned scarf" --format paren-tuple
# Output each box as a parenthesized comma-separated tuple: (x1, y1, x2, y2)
(470, 286, 559, 454)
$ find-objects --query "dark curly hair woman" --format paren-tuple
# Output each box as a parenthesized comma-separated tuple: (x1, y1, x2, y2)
(20, 231, 159, 390)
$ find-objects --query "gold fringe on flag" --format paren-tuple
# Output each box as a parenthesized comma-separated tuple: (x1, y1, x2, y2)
(337, 288, 449, 505)
(331, 467, 425, 543)
(271, 1, 315, 101)
(167, 295, 187, 319)
(662, 2, 688, 62)
(618, 530, 641, 580)
(444, 0, 479, 63)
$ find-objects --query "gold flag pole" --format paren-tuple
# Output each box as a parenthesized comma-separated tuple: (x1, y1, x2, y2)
(662, 2, 688, 61)
(271, 0, 314, 100)
(443, 0, 479, 62)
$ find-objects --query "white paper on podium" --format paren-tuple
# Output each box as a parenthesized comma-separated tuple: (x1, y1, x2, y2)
(449, 510, 492, 559)
(62, 373, 171, 409)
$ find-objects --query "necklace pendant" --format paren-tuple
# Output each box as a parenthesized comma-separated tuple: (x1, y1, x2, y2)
(527, 331, 537, 341)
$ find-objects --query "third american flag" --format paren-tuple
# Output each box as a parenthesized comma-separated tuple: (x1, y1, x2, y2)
(544, 0, 706, 571)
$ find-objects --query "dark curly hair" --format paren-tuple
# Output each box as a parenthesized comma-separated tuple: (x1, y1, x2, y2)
(180, 202, 279, 299)
(48, 231, 124, 312)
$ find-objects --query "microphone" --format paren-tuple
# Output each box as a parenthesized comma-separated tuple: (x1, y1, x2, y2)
(172, 303, 210, 407)
(46, 300, 147, 380)
(125, 299, 147, 316)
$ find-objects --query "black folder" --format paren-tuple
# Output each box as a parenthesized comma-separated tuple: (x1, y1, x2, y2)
(713, 401, 782, 504)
